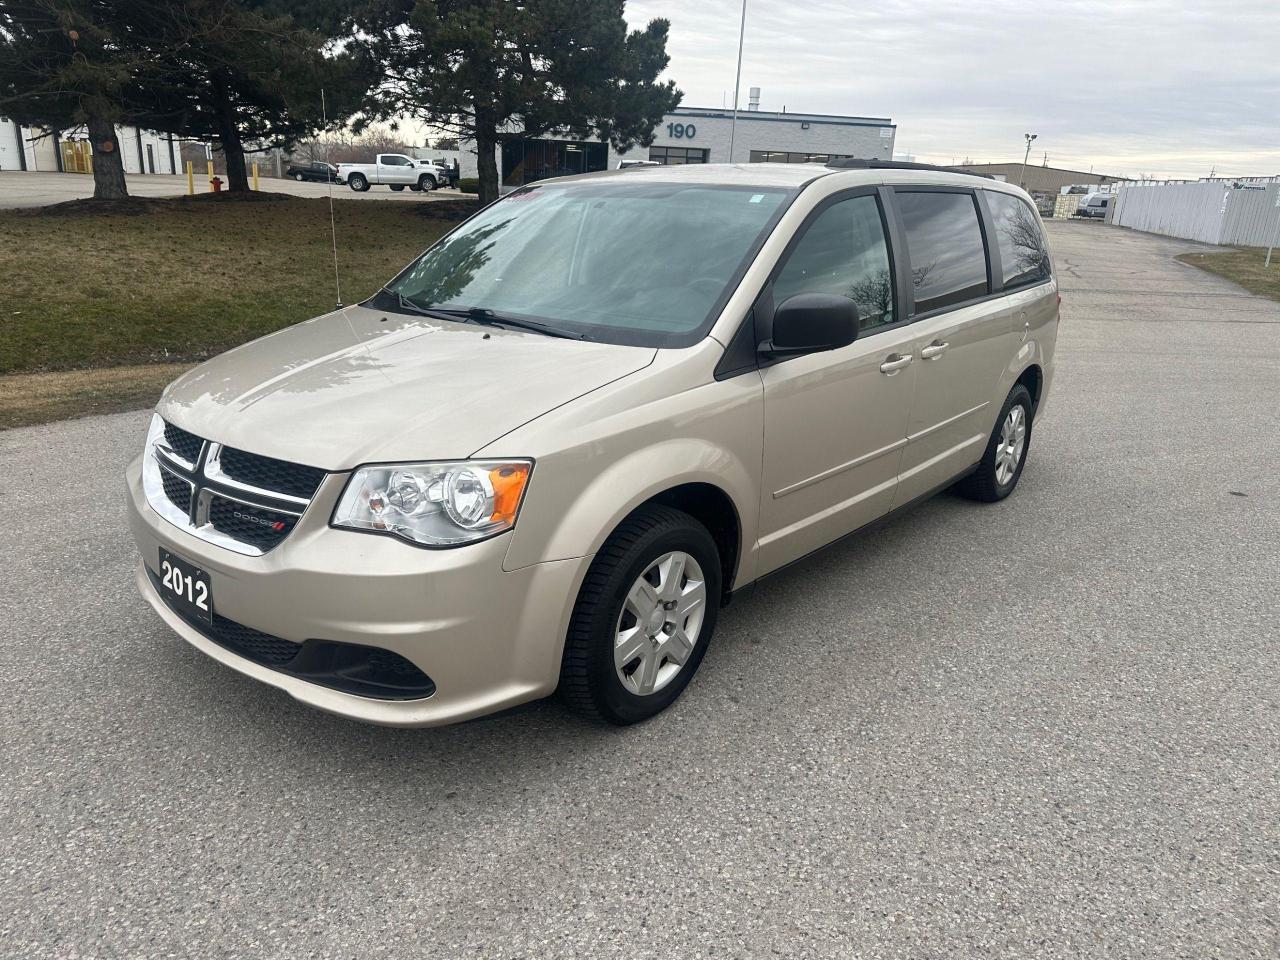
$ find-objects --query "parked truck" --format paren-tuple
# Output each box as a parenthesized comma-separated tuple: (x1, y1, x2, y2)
(336, 154, 448, 193)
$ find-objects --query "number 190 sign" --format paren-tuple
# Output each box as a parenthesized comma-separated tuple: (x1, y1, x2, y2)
(666, 122, 697, 140)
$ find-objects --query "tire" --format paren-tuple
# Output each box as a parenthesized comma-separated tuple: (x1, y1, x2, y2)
(418, 174, 436, 191)
(390, 184, 405, 191)
(559, 505, 722, 725)
(348, 173, 368, 192)
(954, 383, 1034, 502)
(409, 184, 422, 192)
(293, 172, 304, 182)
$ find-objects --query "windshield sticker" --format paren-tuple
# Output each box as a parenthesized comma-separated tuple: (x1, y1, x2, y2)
(749, 194, 765, 203)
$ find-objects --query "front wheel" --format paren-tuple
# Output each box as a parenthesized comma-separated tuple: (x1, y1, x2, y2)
(954, 383, 1033, 502)
(559, 505, 721, 725)
(293, 172, 304, 182)
(348, 173, 369, 192)
(418, 174, 437, 191)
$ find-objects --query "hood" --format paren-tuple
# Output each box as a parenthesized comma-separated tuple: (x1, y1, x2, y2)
(158, 305, 655, 470)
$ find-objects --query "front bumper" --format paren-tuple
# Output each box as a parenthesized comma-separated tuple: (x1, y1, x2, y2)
(126, 455, 585, 726)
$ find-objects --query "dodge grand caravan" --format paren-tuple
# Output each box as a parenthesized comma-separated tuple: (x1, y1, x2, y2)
(127, 161, 1058, 727)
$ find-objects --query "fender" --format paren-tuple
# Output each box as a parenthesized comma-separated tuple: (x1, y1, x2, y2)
(486, 344, 767, 582)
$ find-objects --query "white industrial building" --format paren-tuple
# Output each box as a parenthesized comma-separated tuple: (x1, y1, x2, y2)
(0, 117, 179, 175)
(460, 91, 896, 191)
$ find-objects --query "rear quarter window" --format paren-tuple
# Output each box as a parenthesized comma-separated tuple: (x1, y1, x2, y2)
(985, 191, 1052, 288)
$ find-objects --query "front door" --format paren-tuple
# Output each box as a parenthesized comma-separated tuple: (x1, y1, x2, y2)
(757, 191, 918, 574)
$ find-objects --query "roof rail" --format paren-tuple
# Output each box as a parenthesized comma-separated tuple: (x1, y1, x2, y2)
(825, 158, 994, 180)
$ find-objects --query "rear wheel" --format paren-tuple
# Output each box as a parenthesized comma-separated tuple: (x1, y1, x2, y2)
(560, 506, 721, 725)
(390, 184, 405, 191)
(954, 383, 1033, 502)
(348, 173, 369, 192)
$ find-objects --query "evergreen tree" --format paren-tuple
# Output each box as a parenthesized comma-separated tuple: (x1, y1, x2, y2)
(134, 0, 374, 192)
(0, 0, 142, 199)
(359, 0, 682, 203)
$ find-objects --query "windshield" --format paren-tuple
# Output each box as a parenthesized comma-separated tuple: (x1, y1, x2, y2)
(381, 181, 792, 346)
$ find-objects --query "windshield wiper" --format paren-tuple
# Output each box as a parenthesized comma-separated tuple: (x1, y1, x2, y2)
(381, 290, 586, 340)
(424, 305, 588, 341)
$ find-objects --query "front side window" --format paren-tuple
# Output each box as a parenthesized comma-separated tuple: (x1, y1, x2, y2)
(384, 182, 791, 347)
(985, 191, 1051, 288)
(772, 195, 895, 331)
(896, 191, 989, 314)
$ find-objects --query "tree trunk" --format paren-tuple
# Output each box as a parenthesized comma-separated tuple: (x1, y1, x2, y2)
(85, 106, 128, 200)
(475, 119, 500, 206)
(211, 72, 250, 192)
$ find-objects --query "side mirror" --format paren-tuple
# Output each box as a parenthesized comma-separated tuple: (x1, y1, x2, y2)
(761, 293, 859, 356)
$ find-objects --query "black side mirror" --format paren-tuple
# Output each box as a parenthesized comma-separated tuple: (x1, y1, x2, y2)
(761, 293, 859, 357)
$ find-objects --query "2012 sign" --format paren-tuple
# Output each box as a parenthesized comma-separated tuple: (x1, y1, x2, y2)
(666, 122, 697, 140)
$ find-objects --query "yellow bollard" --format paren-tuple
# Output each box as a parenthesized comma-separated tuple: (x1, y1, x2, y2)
(206, 159, 214, 192)
(186, 160, 194, 196)
(252, 162, 259, 191)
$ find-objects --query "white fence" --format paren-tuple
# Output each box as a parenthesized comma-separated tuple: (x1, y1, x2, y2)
(1111, 180, 1280, 246)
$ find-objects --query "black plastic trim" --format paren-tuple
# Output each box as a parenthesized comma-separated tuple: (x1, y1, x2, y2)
(148, 567, 437, 701)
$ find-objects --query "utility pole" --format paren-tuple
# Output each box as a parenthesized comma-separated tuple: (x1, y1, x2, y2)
(1019, 132, 1037, 189)
(728, 0, 747, 164)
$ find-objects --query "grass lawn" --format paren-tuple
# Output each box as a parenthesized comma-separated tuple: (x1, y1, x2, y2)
(1176, 246, 1280, 302)
(0, 193, 466, 427)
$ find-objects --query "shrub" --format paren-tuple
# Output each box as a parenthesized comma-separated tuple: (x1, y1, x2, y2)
(457, 177, 479, 194)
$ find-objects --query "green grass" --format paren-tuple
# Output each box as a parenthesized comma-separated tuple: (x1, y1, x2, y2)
(1176, 247, 1280, 302)
(0, 362, 192, 430)
(0, 193, 462, 375)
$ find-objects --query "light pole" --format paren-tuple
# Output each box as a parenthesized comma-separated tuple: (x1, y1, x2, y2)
(728, 0, 747, 164)
(1019, 133, 1037, 189)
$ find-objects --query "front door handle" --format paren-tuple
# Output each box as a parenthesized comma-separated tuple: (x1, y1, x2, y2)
(879, 353, 913, 375)
(920, 340, 949, 360)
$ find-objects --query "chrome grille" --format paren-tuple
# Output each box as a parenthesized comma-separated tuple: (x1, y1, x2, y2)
(142, 416, 324, 556)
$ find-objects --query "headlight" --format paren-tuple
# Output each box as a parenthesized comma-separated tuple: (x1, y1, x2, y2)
(332, 460, 532, 547)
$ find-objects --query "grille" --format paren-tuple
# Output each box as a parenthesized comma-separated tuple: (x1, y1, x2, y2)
(147, 568, 435, 700)
(146, 423, 325, 555)
(163, 421, 204, 464)
(207, 495, 297, 551)
(160, 467, 193, 514)
(219, 447, 325, 500)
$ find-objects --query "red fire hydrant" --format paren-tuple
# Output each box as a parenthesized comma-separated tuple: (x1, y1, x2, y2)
(210, 176, 223, 193)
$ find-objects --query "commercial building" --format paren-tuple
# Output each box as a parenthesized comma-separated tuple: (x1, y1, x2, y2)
(955, 162, 1123, 195)
(460, 94, 896, 190)
(0, 117, 179, 175)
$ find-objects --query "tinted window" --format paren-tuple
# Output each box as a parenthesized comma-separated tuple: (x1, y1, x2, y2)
(772, 195, 895, 331)
(986, 191, 1051, 288)
(896, 191, 989, 313)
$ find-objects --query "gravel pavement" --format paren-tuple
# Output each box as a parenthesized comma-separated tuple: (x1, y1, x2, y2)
(1, 221, 1278, 958)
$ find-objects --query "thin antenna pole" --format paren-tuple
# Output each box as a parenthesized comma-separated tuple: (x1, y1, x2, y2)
(322, 88, 343, 308)
(728, 0, 747, 164)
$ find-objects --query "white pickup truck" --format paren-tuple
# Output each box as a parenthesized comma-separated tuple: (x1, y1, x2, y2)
(336, 154, 448, 193)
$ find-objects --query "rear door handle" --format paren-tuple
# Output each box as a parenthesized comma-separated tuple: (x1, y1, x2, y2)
(920, 340, 949, 360)
(879, 353, 913, 374)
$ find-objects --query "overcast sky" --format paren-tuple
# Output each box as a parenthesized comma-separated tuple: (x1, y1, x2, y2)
(623, 0, 1280, 179)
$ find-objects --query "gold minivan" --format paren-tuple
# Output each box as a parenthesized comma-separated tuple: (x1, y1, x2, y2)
(126, 161, 1058, 726)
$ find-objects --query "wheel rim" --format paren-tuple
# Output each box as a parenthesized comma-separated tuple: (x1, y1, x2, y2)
(614, 551, 707, 697)
(995, 404, 1027, 486)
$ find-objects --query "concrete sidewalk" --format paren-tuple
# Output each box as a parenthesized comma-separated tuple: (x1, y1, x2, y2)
(0, 170, 462, 210)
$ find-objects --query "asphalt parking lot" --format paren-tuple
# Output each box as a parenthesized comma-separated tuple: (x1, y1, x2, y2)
(0, 170, 462, 209)
(2, 221, 1278, 958)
